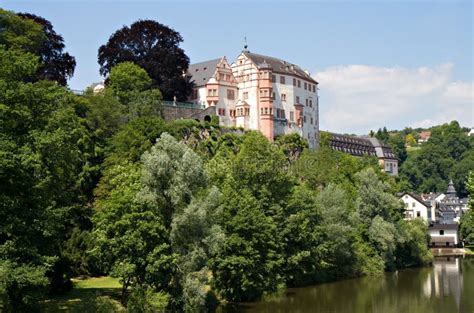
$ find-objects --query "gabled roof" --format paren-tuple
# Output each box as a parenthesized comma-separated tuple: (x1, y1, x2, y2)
(188, 58, 221, 87)
(242, 51, 318, 84)
(400, 192, 431, 208)
(368, 138, 397, 159)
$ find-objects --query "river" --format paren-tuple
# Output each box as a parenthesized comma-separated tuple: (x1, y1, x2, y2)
(219, 256, 474, 313)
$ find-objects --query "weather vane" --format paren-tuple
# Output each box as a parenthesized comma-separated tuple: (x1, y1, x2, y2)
(244, 36, 248, 50)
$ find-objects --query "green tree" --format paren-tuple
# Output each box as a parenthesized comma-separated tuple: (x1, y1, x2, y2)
(210, 187, 283, 302)
(17, 13, 76, 85)
(405, 134, 416, 146)
(107, 62, 152, 104)
(0, 46, 91, 310)
(460, 172, 474, 247)
(92, 162, 176, 302)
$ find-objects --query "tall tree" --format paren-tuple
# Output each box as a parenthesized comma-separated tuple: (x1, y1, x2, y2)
(17, 13, 76, 85)
(98, 20, 193, 101)
(0, 46, 90, 311)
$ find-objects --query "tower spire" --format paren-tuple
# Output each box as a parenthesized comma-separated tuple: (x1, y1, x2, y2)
(243, 36, 249, 52)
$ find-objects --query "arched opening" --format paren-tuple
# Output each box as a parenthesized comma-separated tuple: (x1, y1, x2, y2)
(204, 115, 211, 123)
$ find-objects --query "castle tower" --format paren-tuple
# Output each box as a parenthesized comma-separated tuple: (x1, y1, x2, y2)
(257, 60, 274, 141)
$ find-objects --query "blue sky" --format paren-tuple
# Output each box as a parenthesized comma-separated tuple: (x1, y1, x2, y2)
(2, 0, 473, 134)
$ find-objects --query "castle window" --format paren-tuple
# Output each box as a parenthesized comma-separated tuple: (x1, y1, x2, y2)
(272, 75, 276, 83)
(265, 108, 268, 115)
(305, 99, 308, 106)
(297, 80, 301, 88)
(245, 108, 249, 116)
(293, 78, 297, 86)
(281, 110, 285, 119)
(227, 89, 235, 100)
(313, 85, 316, 92)
(272, 92, 276, 100)
(309, 100, 313, 107)
(304, 116, 307, 123)
(281, 93, 287, 101)
(310, 117, 313, 124)
(296, 96, 300, 104)
(304, 82, 307, 90)
(290, 111, 294, 121)
(440, 230, 444, 235)
(276, 109, 281, 118)
(280, 76, 286, 84)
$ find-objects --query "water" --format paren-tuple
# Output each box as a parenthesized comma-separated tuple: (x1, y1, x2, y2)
(219, 256, 474, 313)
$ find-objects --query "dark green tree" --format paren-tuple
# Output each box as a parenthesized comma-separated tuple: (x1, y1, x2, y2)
(98, 20, 193, 100)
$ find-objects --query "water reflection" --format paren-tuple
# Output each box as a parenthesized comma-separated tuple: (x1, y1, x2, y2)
(218, 256, 474, 313)
(423, 257, 462, 309)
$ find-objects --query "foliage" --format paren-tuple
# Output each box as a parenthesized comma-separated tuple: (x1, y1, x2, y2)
(126, 287, 170, 313)
(275, 133, 308, 165)
(0, 45, 92, 309)
(210, 187, 283, 302)
(107, 62, 152, 103)
(460, 172, 474, 246)
(17, 13, 76, 85)
(0, 9, 45, 53)
(98, 20, 193, 100)
(399, 121, 473, 197)
(95, 296, 125, 313)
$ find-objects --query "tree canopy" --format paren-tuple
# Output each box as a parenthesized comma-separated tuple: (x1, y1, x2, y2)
(98, 20, 193, 101)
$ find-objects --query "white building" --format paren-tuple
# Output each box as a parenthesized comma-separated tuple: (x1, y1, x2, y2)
(188, 48, 319, 148)
(400, 192, 433, 222)
(427, 224, 459, 247)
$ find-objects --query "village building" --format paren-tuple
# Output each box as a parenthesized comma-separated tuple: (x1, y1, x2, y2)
(400, 192, 433, 222)
(401, 179, 470, 247)
(327, 133, 399, 176)
(427, 224, 459, 247)
(417, 131, 431, 144)
(188, 48, 319, 148)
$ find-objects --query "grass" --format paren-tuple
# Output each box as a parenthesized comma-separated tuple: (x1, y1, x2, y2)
(41, 277, 122, 313)
(406, 146, 421, 152)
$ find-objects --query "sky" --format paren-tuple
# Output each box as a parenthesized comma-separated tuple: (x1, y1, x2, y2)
(2, 0, 473, 134)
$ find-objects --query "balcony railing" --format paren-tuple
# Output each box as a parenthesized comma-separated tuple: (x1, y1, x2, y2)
(162, 100, 203, 109)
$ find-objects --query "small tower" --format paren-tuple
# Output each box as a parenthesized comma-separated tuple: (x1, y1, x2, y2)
(446, 179, 456, 197)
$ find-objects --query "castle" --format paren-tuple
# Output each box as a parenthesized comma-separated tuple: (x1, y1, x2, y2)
(188, 48, 320, 148)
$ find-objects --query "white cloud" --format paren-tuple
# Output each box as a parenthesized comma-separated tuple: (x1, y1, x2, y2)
(313, 63, 473, 134)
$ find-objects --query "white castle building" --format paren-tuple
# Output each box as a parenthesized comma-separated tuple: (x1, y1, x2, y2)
(188, 47, 319, 148)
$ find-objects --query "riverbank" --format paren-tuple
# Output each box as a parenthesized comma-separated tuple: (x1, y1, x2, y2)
(218, 256, 474, 313)
(431, 247, 474, 257)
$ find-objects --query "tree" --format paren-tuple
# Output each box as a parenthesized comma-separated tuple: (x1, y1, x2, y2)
(98, 20, 193, 100)
(387, 133, 407, 164)
(92, 162, 176, 302)
(0, 46, 91, 310)
(355, 168, 403, 226)
(405, 134, 416, 146)
(460, 172, 474, 247)
(107, 62, 152, 104)
(17, 13, 76, 85)
(274, 133, 308, 165)
(210, 187, 283, 302)
(0, 9, 44, 53)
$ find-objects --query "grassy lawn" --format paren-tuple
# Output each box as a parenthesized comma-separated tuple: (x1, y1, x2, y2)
(41, 277, 122, 313)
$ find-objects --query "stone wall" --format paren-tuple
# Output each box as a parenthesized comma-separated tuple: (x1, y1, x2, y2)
(162, 105, 216, 122)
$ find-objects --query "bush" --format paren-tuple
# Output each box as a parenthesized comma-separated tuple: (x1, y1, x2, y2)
(95, 296, 124, 313)
(126, 287, 169, 313)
